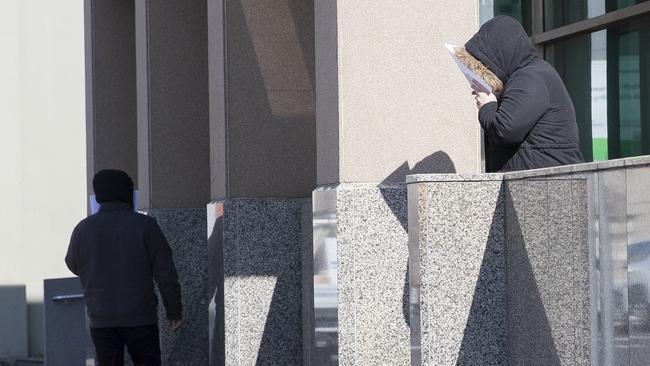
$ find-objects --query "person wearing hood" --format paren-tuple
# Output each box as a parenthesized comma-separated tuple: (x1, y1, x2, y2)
(461, 15, 584, 172)
(65, 169, 182, 365)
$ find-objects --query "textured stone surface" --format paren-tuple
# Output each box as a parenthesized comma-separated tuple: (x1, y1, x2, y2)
(331, 183, 411, 366)
(406, 173, 504, 183)
(217, 199, 308, 366)
(136, 0, 210, 209)
(145, 208, 211, 366)
(223, 0, 316, 198)
(411, 180, 506, 366)
(504, 178, 590, 366)
(316, 1, 482, 183)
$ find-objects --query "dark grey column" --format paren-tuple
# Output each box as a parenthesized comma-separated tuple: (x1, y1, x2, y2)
(135, 1, 212, 364)
(207, 0, 317, 364)
(84, 0, 137, 197)
(136, 0, 210, 210)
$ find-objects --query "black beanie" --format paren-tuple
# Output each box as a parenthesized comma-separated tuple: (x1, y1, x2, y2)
(93, 169, 134, 207)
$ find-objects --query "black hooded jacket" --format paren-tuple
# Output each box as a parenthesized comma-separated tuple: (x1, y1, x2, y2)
(65, 170, 182, 328)
(465, 16, 584, 172)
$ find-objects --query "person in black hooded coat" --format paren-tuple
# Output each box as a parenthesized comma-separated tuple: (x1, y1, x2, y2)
(467, 15, 584, 172)
(65, 169, 182, 365)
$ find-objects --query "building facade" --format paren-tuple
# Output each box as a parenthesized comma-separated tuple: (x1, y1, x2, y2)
(1, 0, 649, 365)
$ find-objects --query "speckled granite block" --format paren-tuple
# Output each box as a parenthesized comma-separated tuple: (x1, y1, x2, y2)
(409, 179, 506, 366)
(504, 178, 590, 366)
(301, 202, 315, 365)
(144, 208, 211, 366)
(334, 184, 411, 366)
(215, 199, 308, 366)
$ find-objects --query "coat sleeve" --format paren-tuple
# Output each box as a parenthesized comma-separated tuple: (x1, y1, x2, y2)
(65, 226, 80, 276)
(478, 73, 550, 147)
(147, 220, 183, 321)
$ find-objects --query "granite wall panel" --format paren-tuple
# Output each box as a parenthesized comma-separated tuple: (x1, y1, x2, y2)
(336, 184, 411, 366)
(216, 199, 308, 366)
(308, 184, 410, 365)
(410, 177, 506, 366)
(145, 208, 211, 366)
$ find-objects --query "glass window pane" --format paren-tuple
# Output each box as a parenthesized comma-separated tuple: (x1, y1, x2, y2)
(543, 0, 649, 31)
(545, 16, 650, 161)
(479, 0, 533, 35)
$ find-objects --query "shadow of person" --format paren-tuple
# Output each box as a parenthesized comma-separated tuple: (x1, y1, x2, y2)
(379, 151, 457, 327)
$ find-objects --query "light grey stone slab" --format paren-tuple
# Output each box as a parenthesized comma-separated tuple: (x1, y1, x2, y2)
(624, 155, 650, 167)
(343, 184, 410, 364)
(145, 208, 211, 366)
(411, 180, 505, 366)
(503, 162, 596, 180)
(308, 184, 410, 365)
(217, 199, 307, 366)
(406, 173, 504, 184)
(0, 286, 27, 358)
(336, 184, 410, 366)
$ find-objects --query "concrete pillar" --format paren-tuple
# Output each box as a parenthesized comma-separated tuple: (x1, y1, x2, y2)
(309, 1, 480, 364)
(85, 0, 137, 199)
(207, 0, 316, 364)
(135, 1, 212, 364)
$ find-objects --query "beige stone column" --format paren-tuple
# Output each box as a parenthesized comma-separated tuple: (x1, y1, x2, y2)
(310, 1, 481, 364)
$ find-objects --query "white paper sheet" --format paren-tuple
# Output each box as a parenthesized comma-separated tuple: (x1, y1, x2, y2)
(444, 43, 493, 94)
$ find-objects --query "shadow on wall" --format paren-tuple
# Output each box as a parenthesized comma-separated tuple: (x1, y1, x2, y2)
(454, 183, 506, 365)
(380, 151, 457, 327)
(209, 200, 307, 366)
(454, 184, 561, 365)
(210, 0, 316, 363)
(224, 0, 316, 198)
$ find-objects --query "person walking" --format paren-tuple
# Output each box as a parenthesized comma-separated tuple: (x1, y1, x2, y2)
(65, 169, 182, 366)
(464, 15, 584, 172)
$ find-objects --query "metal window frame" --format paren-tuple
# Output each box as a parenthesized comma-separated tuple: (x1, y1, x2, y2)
(530, 1, 650, 48)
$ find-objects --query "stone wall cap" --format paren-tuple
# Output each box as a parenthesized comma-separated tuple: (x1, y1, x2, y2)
(406, 173, 504, 183)
(406, 155, 650, 183)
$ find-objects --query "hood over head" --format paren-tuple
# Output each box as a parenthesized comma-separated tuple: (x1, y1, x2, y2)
(93, 169, 134, 207)
(464, 15, 539, 83)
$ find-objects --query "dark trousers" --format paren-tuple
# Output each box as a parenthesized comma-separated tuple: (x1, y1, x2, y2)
(90, 324, 161, 366)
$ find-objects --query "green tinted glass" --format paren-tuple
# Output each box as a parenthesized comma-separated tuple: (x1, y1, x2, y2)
(543, 0, 649, 31)
(545, 16, 650, 161)
(480, 0, 533, 35)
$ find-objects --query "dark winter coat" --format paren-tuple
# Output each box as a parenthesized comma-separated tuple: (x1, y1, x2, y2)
(465, 16, 584, 172)
(65, 170, 182, 328)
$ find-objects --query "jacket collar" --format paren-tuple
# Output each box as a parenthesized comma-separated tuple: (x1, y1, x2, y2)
(99, 201, 133, 212)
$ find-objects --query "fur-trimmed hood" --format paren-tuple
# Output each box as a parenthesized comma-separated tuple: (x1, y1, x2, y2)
(455, 47, 504, 94)
(464, 16, 540, 85)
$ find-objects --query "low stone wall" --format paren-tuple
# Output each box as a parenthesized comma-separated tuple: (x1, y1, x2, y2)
(407, 155, 650, 366)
